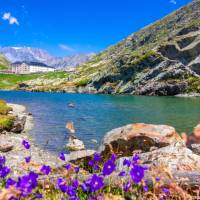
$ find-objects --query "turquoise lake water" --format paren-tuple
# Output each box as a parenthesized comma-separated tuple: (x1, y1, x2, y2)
(0, 90, 200, 153)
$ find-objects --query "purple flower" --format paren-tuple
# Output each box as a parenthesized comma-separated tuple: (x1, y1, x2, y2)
(130, 165, 145, 183)
(144, 185, 149, 192)
(64, 163, 71, 170)
(81, 181, 88, 192)
(9, 197, 18, 200)
(123, 181, 131, 192)
(40, 165, 51, 175)
(111, 153, 117, 162)
(59, 152, 65, 161)
(94, 165, 100, 171)
(25, 156, 31, 163)
(5, 178, 16, 188)
(162, 188, 170, 195)
(103, 160, 116, 176)
(88, 160, 95, 167)
(35, 193, 43, 199)
(119, 171, 126, 177)
(67, 185, 76, 197)
(57, 178, 67, 193)
(22, 140, 30, 150)
(0, 156, 6, 166)
(0, 166, 11, 178)
(74, 167, 79, 174)
(17, 171, 38, 197)
(72, 179, 79, 189)
(89, 174, 104, 192)
(132, 154, 140, 163)
(93, 153, 101, 162)
(88, 196, 95, 200)
(123, 159, 131, 167)
(156, 177, 160, 181)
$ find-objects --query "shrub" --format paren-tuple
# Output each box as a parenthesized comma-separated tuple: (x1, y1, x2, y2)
(75, 79, 90, 87)
(0, 100, 12, 115)
(0, 115, 15, 130)
(187, 77, 200, 93)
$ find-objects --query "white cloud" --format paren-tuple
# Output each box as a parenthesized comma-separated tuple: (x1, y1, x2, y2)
(9, 16, 19, 25)
(2, 12, 11, 20)
(2, 12, 19, 25)
(170, 0, 177, 5)
(59, 44, 74, 52)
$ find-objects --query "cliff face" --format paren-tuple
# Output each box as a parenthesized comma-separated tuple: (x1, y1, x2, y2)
(15, 0, 200, 95)
(74, 0, 200, 95)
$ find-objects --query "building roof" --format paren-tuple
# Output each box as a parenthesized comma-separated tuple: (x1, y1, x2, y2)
(12, 61, 55, 69)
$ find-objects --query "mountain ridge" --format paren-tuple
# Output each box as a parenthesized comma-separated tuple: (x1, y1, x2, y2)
(70, 0, 200, 95)
(0, 47, 94, 69)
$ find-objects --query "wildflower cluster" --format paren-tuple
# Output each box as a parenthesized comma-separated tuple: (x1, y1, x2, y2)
(0, 156, 10, 180)
(0, 140, 171, 200)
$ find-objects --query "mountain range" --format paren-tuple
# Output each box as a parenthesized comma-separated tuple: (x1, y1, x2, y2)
(0, 47, 94, 69)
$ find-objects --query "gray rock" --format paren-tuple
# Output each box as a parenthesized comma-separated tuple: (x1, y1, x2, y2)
(64, 150, 96, 162)
(66, 135, 85, 151)
(116, 143, 200, 173)
(191, 144, 200, 155)
(11, 116, 26, 133)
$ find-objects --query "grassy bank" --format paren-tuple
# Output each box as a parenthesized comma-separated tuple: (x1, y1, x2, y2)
(0, 72, 69, 89)
(0, 100, 15, 130)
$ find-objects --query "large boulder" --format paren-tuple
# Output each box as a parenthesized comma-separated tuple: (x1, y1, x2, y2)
(99, 123, 182, 159)
(186, 124, 200, 155)
(10, 116, 26, 133)
(117, 143, 200, 173)
(0, 135, 14, 152)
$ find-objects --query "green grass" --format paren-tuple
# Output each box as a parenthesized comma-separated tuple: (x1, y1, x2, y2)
(75, 79, 90, 87)
(0, 115, 15, 130)
(0, 100, 12, 115)
(131, 50, 160, 65)
(0, 100, 15, 130)
(0, 72, 69, 89)
(187, 77, 200, 93)
(40, 71, 69, 79)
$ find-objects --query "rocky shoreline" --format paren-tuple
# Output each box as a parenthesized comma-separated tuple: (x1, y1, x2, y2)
(176, 93, 200, 97)
(0, 103, 64, 176)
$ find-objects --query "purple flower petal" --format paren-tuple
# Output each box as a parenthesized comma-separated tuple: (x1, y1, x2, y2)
(22, 140, 30, 150)
(103, 160, 116, 176)
(59, 152, 65, 161)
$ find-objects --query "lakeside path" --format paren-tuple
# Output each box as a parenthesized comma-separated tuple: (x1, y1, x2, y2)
(0, 103, 64, 176)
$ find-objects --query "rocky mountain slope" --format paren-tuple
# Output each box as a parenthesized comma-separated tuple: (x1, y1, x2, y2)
(0, 47, 94, 69)
(14, 0, 200, 95)
(73, 0, 200, 95)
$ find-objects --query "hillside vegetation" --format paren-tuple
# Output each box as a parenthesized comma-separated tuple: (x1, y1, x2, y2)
(1, 0, 200, 96)
(0, 72, 69, 89)
(72, 0, 200, 95)
(0, 55, 10, 70)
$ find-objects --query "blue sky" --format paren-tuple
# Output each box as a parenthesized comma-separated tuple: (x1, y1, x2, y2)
(0, 0, 192, 56)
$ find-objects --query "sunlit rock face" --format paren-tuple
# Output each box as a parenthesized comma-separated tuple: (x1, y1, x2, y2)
(99, 123, 182, 160)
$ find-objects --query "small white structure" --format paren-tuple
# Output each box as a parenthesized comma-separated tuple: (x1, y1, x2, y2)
(11, 62, 55, 74)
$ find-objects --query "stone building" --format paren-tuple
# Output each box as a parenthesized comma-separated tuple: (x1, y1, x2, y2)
(11, 62, 55, 74)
